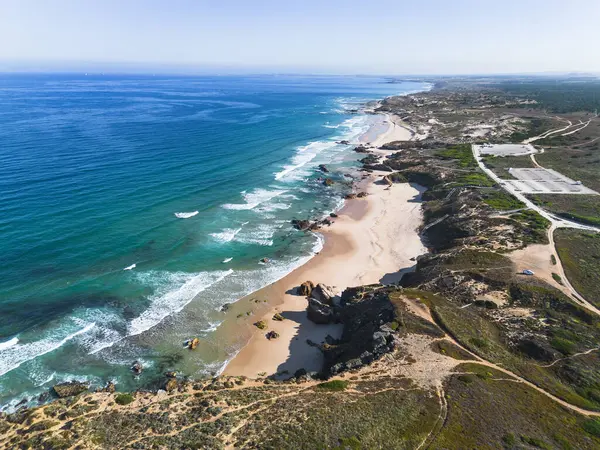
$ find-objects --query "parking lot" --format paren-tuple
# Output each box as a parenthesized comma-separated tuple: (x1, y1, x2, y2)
(476, 143, 537, 156)
(503, 168, 598, 194)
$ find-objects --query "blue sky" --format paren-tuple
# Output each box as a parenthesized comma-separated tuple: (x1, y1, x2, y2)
(1, 0, 599, 74)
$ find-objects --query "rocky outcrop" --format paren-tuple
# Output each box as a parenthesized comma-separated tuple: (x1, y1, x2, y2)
(299, 280, 315, 296)
(353, 145, 370, 153)
(291, 219, 311, 231)
(321, 287, 403, 376)
(384, 172, 407, 184)
(307, 298, 334, 324)
(310, 283, 337, 306)
(98, 381, 116, 393)
(318, 164, 329, 173)
(53, 381, 89, 398)
(323, 178, 334, 187)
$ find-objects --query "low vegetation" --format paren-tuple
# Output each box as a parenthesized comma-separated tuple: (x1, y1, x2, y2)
(555, 229, 600, 308)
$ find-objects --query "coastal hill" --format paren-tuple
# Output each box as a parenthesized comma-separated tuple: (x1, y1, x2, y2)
(4, 77, 600, 449)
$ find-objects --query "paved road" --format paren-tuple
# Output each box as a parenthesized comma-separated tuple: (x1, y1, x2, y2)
(472, 145, 600, 233)
(472, 144, 600, 313)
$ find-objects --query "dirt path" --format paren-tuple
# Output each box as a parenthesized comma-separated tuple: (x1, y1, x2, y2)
(396, 297, 600, 418)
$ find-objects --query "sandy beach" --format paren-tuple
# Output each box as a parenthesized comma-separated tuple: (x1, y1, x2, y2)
(361, 112, 415, 147)
(223, 112, 426, 379)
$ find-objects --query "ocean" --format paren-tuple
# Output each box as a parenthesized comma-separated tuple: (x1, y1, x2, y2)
(0, 73, 426, 408)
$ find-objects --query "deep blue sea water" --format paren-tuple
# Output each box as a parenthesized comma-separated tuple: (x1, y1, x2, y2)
(0, 74, 425, 407)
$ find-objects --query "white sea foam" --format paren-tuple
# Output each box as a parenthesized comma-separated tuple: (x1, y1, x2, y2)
(81, 310, 127, 355)
(255, 202, 292, 213)
(222, 188, 287, 210)
(128, 269, 234, 336)
(0, 337, 18, 351)
(0, 323, 95, 377)
(123, 263, 136, 271)
(222, 257, 233, 263)
(210, 228, 242, 243)
(174, 211, 199, 219)
(274, 140, 338, 181)
(234, 223, 277, 246)
(201, 321, 222, 333)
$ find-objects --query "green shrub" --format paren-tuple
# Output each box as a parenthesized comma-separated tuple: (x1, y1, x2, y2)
(115, 393, 134, 405)
(520, 435, 552, 449)
(583, 418, 600, 437)
(316, 380, 349, 391)
(502, 433, 516, 446)
(550, 337, 576, 355)
(551, 254, 557, 265)
(457, 374, 477, 384)
(552, 273, 563, 285)
(469, 337, 489, 349)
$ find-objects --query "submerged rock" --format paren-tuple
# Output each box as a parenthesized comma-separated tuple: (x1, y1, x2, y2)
(318, 164, 329, 173)
(186, 337, 200, 350)
(131, 361, 143, 376)
(53, 381, 89, 398)
(323, 178, 334, 187)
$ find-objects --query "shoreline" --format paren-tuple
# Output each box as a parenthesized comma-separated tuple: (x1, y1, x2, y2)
(223, 106, 426, 378)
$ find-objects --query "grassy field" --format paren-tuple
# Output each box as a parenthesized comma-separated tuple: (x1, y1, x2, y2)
(408, 285, 600, 411)
(432, 363, 600, 449)
(529, 194, 600, 227)
(481, 190, 525, 211)
(436, 144, 478, 169)
(555, 229, 600, 308)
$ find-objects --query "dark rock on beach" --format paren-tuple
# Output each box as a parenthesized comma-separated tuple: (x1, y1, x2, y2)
(310, 283, 337, 305)
(299, 280, 314, 296)
(266, 331, 280, 340)
(306, 298, 334, 324)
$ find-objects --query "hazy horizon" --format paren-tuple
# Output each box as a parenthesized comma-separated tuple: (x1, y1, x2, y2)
(1, 0, 600, 75)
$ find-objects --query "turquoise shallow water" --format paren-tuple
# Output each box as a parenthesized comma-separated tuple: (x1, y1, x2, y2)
(0, 74, 426, 407)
